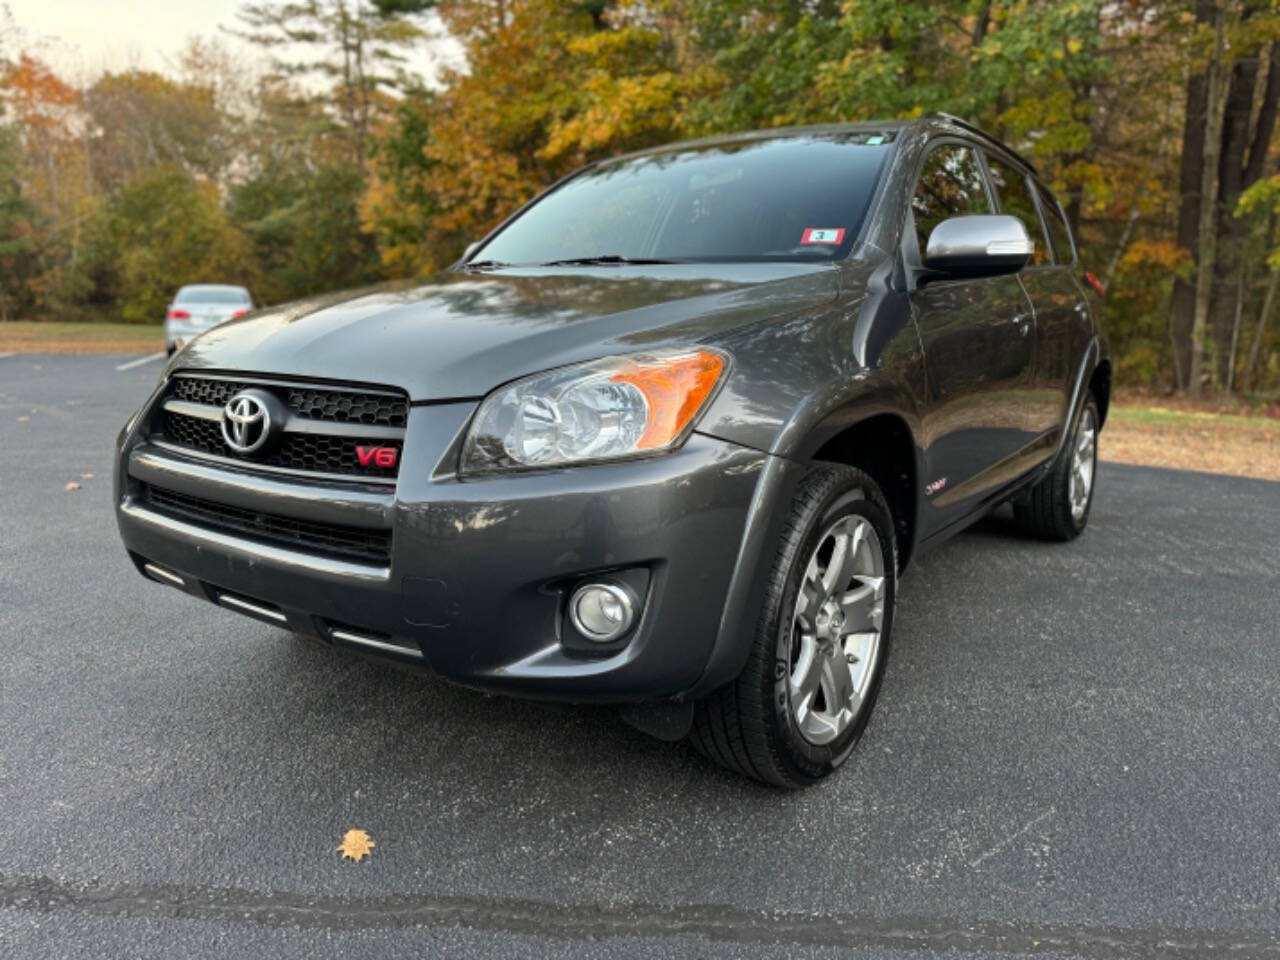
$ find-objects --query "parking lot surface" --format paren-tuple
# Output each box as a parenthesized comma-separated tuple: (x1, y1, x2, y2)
(2, 354, 1278, 958)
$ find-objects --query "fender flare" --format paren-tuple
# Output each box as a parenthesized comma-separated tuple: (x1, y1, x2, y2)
(685, 390, 923, 701)
(1045, 337, 1103, 475)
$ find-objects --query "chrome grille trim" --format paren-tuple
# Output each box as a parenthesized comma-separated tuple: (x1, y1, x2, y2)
(219, 593, 289, 624)
(330, 627, 425, 660)
(147, 439, 400, 488)
(143, 562, 185, 587)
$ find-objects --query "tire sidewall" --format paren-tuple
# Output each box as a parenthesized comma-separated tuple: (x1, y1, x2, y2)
(769, 478, 897, 780)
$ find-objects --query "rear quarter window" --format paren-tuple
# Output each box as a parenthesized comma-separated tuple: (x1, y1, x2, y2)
(1034, 185, 1076, 265)
(985, 155, 1050, 267)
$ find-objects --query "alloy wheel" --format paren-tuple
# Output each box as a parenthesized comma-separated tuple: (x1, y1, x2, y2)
(788, 515, 886, 745)
(1069, 407, 1098, 523)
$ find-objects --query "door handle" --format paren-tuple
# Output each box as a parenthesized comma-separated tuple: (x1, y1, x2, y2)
(1011, 313, 1032, 335)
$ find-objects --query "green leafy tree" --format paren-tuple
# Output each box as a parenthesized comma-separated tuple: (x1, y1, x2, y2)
(105, 166, 253, 323)
(0, 124, 33, 321)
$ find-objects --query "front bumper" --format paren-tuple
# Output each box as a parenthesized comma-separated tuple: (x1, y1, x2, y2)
(115, 399, 768, 702)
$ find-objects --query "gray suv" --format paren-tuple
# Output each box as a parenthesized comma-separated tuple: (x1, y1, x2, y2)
(114, 115, 1109, 786)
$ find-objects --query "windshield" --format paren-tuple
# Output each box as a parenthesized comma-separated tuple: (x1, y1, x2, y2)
(474, 132, 894, 265)
(176, 285, 250, 304)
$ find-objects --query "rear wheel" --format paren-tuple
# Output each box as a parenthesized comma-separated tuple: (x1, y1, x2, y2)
(1013, 394, 1099, 541)
(690, 466, 896, 787)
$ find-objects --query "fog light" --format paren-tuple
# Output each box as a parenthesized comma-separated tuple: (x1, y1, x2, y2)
(568, 582, 635, 642)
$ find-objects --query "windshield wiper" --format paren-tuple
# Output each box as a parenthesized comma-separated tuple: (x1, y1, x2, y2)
(541, 255, 683, 267)
(459, 259, 510, 271)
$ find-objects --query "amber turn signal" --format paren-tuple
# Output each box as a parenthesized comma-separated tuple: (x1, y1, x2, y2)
(611, 350, 726, 450)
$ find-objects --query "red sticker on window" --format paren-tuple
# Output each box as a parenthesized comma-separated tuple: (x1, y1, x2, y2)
(800, 228, 846, 245)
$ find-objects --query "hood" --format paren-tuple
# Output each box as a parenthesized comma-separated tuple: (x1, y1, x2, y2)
(170, 263, 840, 401)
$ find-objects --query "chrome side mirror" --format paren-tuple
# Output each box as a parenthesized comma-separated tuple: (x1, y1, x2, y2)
(924, 214, 1033, 278)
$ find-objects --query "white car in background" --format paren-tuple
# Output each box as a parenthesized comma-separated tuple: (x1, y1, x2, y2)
(164, 284, 255, 355)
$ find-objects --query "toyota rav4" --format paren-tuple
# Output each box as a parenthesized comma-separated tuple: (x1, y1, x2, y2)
(114, 116, 1109, 786)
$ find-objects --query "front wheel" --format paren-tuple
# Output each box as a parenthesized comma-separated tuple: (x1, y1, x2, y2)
(690, 466, 897, 787)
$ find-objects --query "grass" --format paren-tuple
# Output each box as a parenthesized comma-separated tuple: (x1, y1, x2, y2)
(0, 321, 163, 354)
(1108, 404, 1280, 431)
(1102, 397, 1280, 482)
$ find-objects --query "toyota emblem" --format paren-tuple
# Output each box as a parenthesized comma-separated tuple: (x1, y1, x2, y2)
(221, 392, 271, 454)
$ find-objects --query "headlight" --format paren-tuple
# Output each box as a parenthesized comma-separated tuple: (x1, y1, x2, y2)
(460, 349, 727, 474)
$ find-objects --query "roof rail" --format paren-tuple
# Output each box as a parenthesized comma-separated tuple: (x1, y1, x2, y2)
(922, 112, 1039, 174)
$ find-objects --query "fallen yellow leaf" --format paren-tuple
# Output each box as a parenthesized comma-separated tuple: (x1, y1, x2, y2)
(337, 828, 375, 863)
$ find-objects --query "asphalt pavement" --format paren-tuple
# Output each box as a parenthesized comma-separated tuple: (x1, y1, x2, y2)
(1, 353, 1278, 959)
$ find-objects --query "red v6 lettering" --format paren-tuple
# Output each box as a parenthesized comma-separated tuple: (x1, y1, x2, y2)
(356, 445, 398, 468)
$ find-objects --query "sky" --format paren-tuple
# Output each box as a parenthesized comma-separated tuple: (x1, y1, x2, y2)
(2, 0, 463, 84)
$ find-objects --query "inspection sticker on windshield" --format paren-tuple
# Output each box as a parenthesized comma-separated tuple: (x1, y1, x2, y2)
(801, 228, 846, 245)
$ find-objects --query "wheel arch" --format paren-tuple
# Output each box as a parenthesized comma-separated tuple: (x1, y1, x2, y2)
(807, 411, 920, 573)
(688, 399, 923, 701)
(1089, 357, 1111, 429)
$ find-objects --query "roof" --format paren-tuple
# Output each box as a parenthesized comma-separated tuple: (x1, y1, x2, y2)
(602, 115, 1038, 177)
(603, 120, 915, 165)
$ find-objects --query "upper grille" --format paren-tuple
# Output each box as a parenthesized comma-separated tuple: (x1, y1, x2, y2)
(154, 375, 407, 481)
(171, 377, 408, 428)
(143, 485, 391, 564)
(284, 387, 407, 427)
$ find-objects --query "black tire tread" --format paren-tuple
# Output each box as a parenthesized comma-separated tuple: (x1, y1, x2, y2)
(1013, 394, 1099, 542)
(690, 466, 893, 787)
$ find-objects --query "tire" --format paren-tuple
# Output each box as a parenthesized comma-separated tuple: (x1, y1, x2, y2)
(1013, 393, 1100, 541)
(690, 465, 897, 787)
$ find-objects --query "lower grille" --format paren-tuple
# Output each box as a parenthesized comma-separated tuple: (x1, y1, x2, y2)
(142, 485, 392, 564)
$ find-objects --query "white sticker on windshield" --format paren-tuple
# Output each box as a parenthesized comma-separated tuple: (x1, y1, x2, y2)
(801, 228, 846, 245)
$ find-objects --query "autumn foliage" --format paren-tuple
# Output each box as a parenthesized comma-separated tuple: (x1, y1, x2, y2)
(1, 0, 1279, 395)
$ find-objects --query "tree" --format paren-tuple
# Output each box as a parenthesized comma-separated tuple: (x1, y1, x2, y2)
(361, 93, 437, 275)
(1203, 10, 1280, 391)
(1169, 0, 1280, 395)
(82, 71, 231, 192)
(0, 53, 97, 320)
(233, 161, 379, 302)
(0, 124, 33, 321)
(230, 0, 431, 172)
(105, 166, 254, 323)
(362, 0, 716, 273)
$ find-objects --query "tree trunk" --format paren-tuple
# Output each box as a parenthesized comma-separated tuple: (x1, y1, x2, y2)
(1227, 263, 1245, 393)
(1246, 269, 1279, 390)
(1206, 45, 1263, 388)
(1103, 208, 1140, 289)
(1170, 0, 1215, 391)
(1244, 42, 1280, 187)
(1190, 4, 1226, 399)
(971, 0, 992, 48)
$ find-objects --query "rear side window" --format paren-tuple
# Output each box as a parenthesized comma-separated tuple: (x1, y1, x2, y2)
(1034, 185, 1075, 264)
(985, 155, 1050, 267)
(911, 144, 992, 254)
